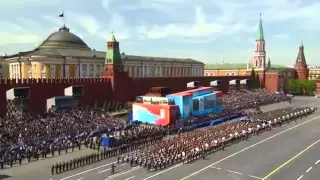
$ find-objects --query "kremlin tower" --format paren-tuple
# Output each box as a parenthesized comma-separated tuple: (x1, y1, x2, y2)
(294, 42, 309, 80)
(101, 33, 124, 78)
(252, 13, 266, 70)
(101, 33, 129, 101)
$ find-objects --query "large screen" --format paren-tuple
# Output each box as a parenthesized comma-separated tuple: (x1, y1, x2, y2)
(56, 98, 73, 109)
(73, 86, 83, 96)
(14, 88, 29, 98)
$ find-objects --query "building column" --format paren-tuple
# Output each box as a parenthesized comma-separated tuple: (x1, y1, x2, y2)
(93, 64, 97, 77)
(87, 64, 90, 77)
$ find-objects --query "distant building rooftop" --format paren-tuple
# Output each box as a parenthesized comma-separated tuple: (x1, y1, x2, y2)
(204, 63, 291, 70)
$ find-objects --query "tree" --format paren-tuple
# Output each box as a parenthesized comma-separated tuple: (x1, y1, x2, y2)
(250, 68, 256, 78)
(250, 68, 261, 88)
(255, 74, 261, 88)
(287, 80, 316, 95)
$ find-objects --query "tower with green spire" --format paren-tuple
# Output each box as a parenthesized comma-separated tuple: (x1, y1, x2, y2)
(252, 13, 266, 70)
(102, 32, 124, 78)
(105, 32, 122, 65)
(101, 32, 129, 100)
(257, 13, 264, 40)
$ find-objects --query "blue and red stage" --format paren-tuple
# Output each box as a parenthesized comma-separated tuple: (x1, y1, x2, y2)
(131, 87, 224, 126)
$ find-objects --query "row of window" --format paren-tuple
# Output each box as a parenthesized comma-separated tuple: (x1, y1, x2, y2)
(204, 72, 236, 76)
(10, 64, 103, 78)
(309, 71, 320, 74)
(10, 63, 204, 78)
(124, 66, 202, 77)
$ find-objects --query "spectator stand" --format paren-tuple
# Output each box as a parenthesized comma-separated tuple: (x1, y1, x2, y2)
(240, 79, 251, 90)
(210, 80, 221, 91)
(64, 85, 84, 109)
(6, 87, 30, 118)
(229, 79, 240, 91)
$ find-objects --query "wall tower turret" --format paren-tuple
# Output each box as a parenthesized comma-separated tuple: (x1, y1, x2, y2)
(294, 41, 309, 80)
(252, 13, 266, 70)
(101, 32, 124, 78)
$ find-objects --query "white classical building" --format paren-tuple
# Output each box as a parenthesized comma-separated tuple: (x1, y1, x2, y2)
(4, 26, 204, 79)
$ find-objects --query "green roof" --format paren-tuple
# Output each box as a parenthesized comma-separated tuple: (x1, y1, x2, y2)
(204, 63, 289, 70)
(258, 14, 264, 40)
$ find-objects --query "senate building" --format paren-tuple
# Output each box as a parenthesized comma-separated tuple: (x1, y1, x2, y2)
(2, 26, 204, 79)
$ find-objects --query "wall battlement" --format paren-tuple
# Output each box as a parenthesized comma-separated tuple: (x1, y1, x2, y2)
(0, 77, 111, 84)
(0, 75, 249, 116)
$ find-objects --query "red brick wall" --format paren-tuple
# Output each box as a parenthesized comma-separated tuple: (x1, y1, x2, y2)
(264, 73, 279, 92)
(0, 78, 113, 116)
(0, 75, 249, 116)
(127, 76, 248, 99)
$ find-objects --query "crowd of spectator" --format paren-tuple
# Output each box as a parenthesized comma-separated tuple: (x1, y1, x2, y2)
(179, 89, 290, 127)
(0, 88, 291, 169)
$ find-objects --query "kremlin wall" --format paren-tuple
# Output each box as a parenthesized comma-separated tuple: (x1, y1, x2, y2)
(0, 75, 248, 116)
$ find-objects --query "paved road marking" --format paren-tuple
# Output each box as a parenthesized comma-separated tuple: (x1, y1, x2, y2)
(211, 166, 261, 179)
(97, 168, 111, 174)
(143, 163, 183, 180)
(106, 167, 140, 180)
(180, 115, 320, 180)
(306, 167, 312, 172)
(227, 170, 242, 175)
(76, 178, 83, 180)
(315, 160, 320, 165)
(297, 175, 304, 180)
(262, 138, 320, 180)
(125, 176, 135, 180)
(60, 161, 117, 180)
(248, 175, 263, 179)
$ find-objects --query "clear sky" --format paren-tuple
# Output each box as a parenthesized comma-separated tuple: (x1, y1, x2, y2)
(0, 0, 319, 65)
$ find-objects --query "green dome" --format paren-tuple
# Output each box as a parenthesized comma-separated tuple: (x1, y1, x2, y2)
(38, 26, 90, 50)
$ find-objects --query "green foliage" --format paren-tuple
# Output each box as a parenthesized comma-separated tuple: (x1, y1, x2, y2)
(250, 68, 255, 78)
(250, 68, 261, 88)
(287, 80, 316, 95)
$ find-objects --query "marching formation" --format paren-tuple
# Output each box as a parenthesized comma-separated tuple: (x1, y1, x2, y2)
(118, 106, 316, 172)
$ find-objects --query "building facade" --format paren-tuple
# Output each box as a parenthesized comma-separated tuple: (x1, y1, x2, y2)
(308, 66, 320, 80)
(4, 26, 204, 79)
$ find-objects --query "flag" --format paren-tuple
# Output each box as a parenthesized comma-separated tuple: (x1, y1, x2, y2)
(59, 12, 64, 17)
